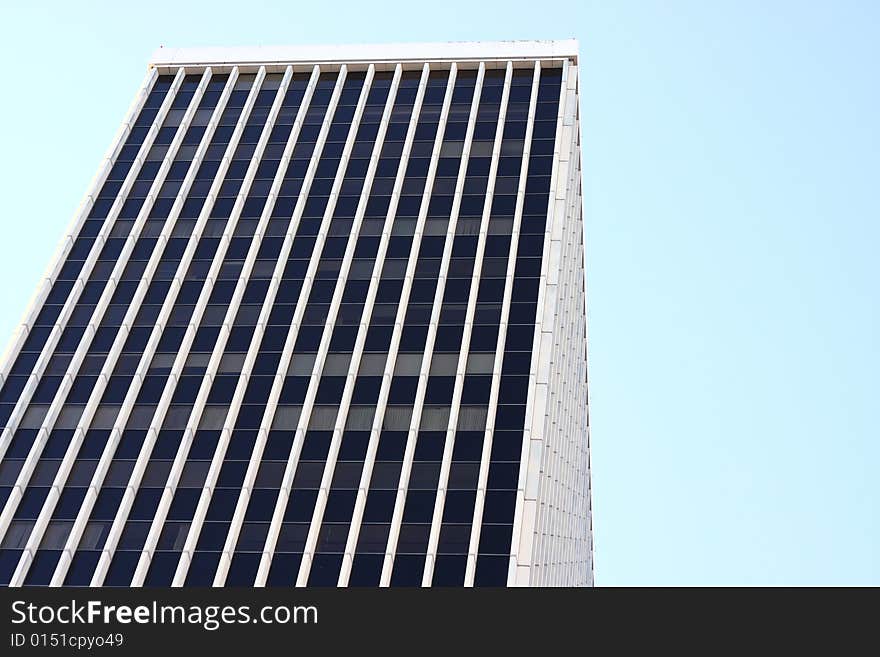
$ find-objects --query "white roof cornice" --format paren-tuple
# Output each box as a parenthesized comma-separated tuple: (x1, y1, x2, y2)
(149, 40, 579, 68)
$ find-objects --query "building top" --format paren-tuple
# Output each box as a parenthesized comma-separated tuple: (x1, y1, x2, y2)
(148, 39, 579, 69)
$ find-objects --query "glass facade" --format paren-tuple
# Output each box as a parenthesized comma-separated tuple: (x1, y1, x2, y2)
(0, 48, 589, 587)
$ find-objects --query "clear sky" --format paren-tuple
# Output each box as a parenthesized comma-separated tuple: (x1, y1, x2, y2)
(1, 1, 877, 586)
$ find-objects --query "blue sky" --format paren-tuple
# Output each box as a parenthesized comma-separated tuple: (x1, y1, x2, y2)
(1, 1, 877, 585)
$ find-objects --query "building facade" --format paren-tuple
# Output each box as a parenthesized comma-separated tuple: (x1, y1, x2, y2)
(0, 41, 590, 587)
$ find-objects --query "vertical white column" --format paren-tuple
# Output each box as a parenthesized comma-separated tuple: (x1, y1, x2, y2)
(463, 61, 543, 587)
(378, 63, 486, 587)
(167, 65, 348, 586)
(0, 68, 188, 541)
(535, 150, 572, 584)
(529, 66, 585, 584)
(421, 62, 513, 586)
(7, 68, 216, 586)
(547, 129, 584, 585)
(557, 146, 588, 584)
(506, 60, 572, 587)
(89, 66, 264, 585)
(0, 67, 157, 388)
(537, 132, 568, 584)
(49, 68, 241, 587)
(538, 61, 583, 586)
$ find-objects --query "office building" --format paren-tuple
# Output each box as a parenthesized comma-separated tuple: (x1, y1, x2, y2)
(0, 41, 590, 586)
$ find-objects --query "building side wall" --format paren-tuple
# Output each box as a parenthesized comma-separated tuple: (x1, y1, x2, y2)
(511, 62, 591, 586)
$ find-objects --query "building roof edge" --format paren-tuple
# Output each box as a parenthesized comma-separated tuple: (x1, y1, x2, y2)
(149, 39, 579, 67)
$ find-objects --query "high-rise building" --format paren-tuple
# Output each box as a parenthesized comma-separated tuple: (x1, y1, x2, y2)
(0, 41, 590, 587)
